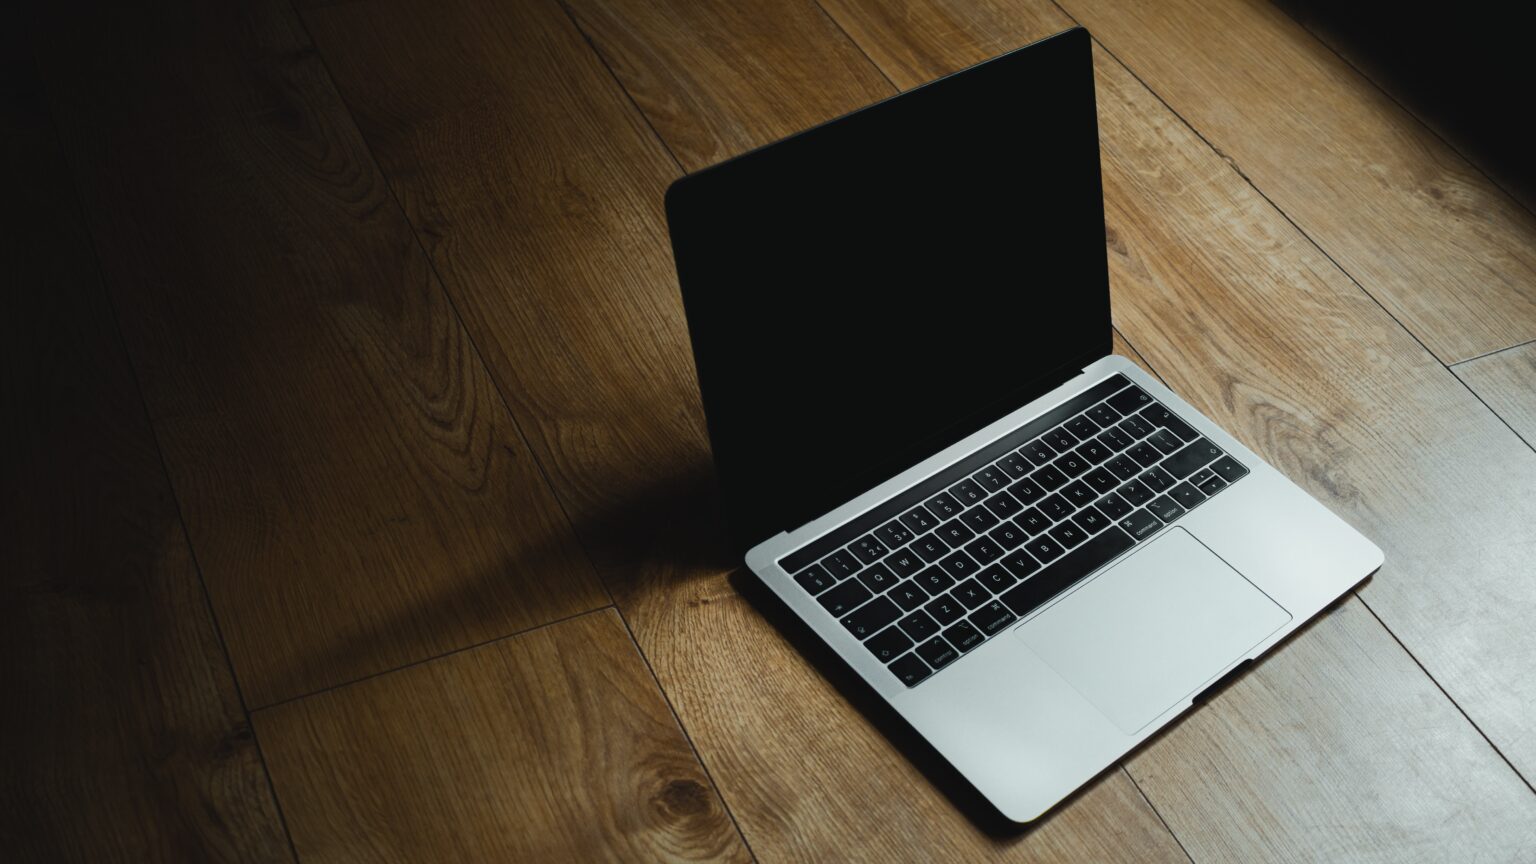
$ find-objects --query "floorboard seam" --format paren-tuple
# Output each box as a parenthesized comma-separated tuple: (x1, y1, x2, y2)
(29, 58, 306, 863)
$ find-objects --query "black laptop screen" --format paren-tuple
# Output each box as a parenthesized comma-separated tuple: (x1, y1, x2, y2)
(665, 28, 1109, 549)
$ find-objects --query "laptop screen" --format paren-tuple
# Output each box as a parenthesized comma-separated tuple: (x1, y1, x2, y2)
(666, 28, 1109, 550)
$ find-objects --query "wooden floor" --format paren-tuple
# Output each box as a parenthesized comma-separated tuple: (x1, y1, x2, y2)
(8, 0, 1536, 859)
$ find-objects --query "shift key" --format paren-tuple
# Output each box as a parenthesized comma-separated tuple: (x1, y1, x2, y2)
(1161, 437, 1224, 479)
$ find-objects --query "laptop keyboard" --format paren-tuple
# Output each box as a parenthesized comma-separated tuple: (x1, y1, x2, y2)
(778, 376, 1248, 688)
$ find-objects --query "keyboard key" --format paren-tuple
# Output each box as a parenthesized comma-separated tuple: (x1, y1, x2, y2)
(1086, 402, 1121, 425)
(1006, 478, 1046, 506)
(951, 578, 991, 609)
(978, 564, 1017, 592)
(936, 520, 975, 546)
(1015, 507, 1050, 535)
(969, 599, 1018, 636)
(938, 550, 980, 579)
(1066, 415, 1099, 438)
(890, 652, 931, 686)
(998, 549, 1041, 579)
(1048, 521, 1087, 549)
(856, 562, 899, 593)
(943, 621, 985, 652)
(1140, 467, 1174, 493)
(885, 548, 924, 578)
(874, 520, 914, 549)
(988, 521, 1028, 550)
(1104, 454, 1141, 481)
(1031, 464, 1068, 491)
(965, 535, 1004, 564)
(866, 626, 912, 663)
(1195, 472, 1228, 497)
(1145, 427, 1183, 455)
(793, 563, 836, 595)
(1127, 442, 1162, 468)
(898, 609, 941, 641)
(1062, 480, 1096, 507)
(1039, 494, 1075, 522)
(1042, 427, 1079, 451)
(1000, 527, 1135, 618)
(822, 550, 861, 579)
(949, 478, 987, 507)
(1023, 534, 1065, 564)
(1170, 481, 1206, 510)
(959, 507, 1000, 533)
(915, 565, 955, 594)
(900, 505, 939, 534)
(819, 579, 872, 616)
(915, 636, 960, 670)
(1118, 414, 1153, 439)
(1096, 492, 1132, 520)
(1210, 456, 1249, 483)
(926, 491, 964, 519)
(848, 534, 889, 565)
(1107, 385, 1153, 415)
(1147, 494, 1186, 522)
(1074, 505, 1109, 534)
(911, 533, 950, 563)
(1076, 440, 1111, 464)
(996, 452, 1033, 478)
(841, 596, 900, 639)
(1055, 453, 1090, 478)
(1118, 479, 1153, 506)
(984, 489, 1025, 519)
(1162, 438, 1223, 479)
(1083, 467, 1118, 495)
(925, 594, 966, 625)
(972, 465, 1010, 492)
(1097, 426, 1134, 452)
(889, 579, 930, 611)
(1119, 509, 1163, 540)
(1021, 439, 1057, 466)
(1140, 403, 1199, 441)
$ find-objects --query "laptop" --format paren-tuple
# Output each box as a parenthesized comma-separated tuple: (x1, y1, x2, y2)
(663, 26, 1382, 823)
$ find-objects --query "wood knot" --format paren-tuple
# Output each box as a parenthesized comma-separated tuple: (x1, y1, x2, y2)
(654, 778, 710, 818)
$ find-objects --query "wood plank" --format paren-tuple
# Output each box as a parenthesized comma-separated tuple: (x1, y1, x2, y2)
(300, 0, 1187, 855)
(812, 0, 1536, 852)
(0, 42, 293, 862)
(1455, 342, 1536, 446)
(30, 0, 607, 708)
(1055, 0, 1536, 363)
(255, 610, 748, 863)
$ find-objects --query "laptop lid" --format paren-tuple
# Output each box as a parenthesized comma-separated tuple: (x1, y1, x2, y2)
(666, 27, 1109, 552)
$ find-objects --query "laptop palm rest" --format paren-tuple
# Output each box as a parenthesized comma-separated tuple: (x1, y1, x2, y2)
(1015, 527, 1291, 735)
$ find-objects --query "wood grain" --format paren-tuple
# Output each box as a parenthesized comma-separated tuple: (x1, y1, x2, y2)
(31, 0, 607, 708)
(255, 609, 747, 863)
(0, 42, 292, 862)
(1455, 342, 1536, 446)
(1057, 0, 1536, 363)
(1132, 598, 1536, 862)
(812, 0, 1536, 851)
(300, 0, 1187, 856)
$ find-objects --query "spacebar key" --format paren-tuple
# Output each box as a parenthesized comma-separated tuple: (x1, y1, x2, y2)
(1000, 527, 1135, 618)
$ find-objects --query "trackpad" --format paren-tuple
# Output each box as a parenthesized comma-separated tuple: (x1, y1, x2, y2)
(1016, 527, 1290, 735)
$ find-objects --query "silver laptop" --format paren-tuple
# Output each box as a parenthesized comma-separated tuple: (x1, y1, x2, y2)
(663, 27, 1382, 823)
